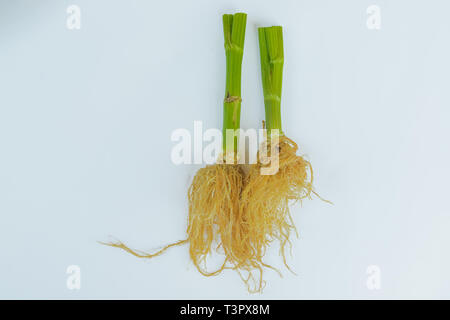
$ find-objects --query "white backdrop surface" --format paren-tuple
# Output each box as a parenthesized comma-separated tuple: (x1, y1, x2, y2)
(0, 0, 449, 299)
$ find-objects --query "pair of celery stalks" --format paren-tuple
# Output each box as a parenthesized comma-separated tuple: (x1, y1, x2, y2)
(106, 13, 324, 293)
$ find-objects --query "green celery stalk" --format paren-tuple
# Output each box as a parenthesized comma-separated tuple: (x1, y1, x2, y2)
(258, 26, 284, 134)
(222, 13, 247, 154)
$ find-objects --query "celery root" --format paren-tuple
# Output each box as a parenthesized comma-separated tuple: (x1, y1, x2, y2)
(240, 26, 321, 281)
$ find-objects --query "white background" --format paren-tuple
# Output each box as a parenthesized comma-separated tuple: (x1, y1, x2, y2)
(0, 0, 449, 299)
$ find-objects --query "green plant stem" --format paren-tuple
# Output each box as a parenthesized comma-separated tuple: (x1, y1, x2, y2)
(222, 13, 247, 153)
(258, 26, 284, 134)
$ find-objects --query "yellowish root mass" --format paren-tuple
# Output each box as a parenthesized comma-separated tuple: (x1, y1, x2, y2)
(186, 135, 319, 292)
(103, 136, 323, 293)
(188, 162, 284, 292)
(187, 163, 245, 277)
(239, 135, 315, 276)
